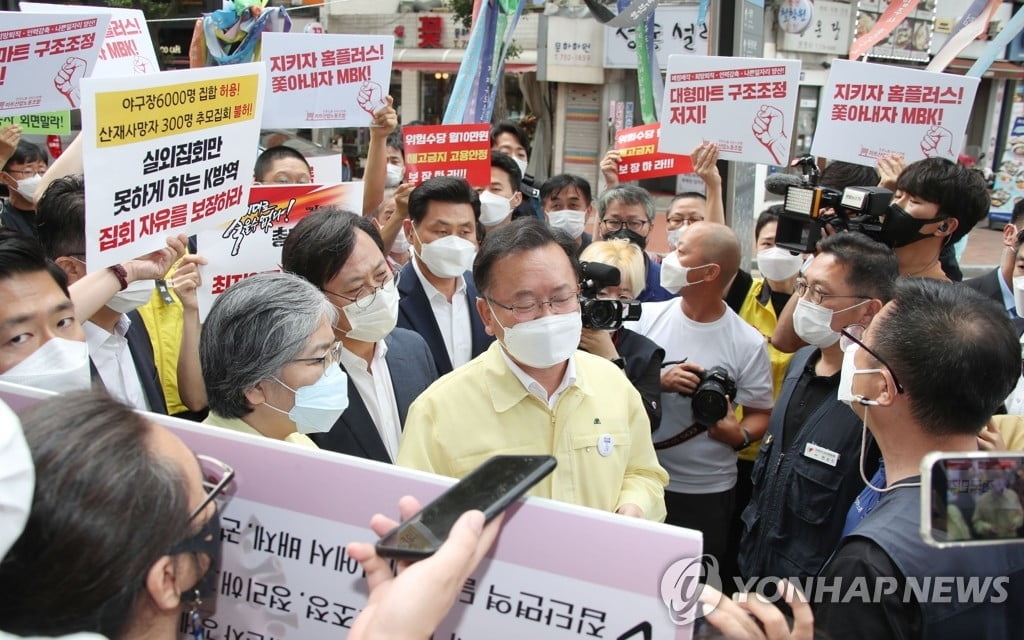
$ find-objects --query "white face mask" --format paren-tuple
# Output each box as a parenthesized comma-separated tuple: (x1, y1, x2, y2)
(14, 174, 43, 203)
(547, 209, 586, 239)
(837, 343, 882, 406)
(0, 338, 91, 393)
(660, 251, 712, 292)
(340, 278, 400, 343)
(392, 227, 411, 254)
(666, 226, 684, 251)
(0, 399, 33, 559)
(385, 163, 404, 188)
(478, 190, 512, 227)
(266, 365, 349, 434)
(792, 297, 868, 348)
(512, 156, 528, 178)
(489, 304, 582, 369)
(1014, 275, 1024, 318)
(415, 230, 477, 278)
(106, 278, 155, 314)
(756, 247, 803, 282)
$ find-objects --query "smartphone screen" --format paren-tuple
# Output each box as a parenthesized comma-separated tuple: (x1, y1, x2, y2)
(376, 454, 557, 560)
(921, 451, 1024, 548)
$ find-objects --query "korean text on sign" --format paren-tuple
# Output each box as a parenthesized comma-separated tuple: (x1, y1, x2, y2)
(615, 123, 693, 181)
(403, 124, 492, 187)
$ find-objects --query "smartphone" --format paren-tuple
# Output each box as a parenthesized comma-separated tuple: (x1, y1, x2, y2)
(376, 454, 557, 560)
(920, 451, 1024, 548)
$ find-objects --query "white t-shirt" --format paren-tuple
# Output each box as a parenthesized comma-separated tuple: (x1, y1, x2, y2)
(629, 298, 773, 494)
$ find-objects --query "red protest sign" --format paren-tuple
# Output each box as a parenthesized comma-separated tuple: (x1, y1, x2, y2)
(615, 123, 693, 181)
(403, 124, 491, 186)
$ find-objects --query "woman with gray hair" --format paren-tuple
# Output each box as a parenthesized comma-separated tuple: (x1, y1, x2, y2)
(199, 272, 349, 447)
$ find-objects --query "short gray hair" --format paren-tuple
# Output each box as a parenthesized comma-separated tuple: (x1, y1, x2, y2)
(200, 271, 338, 418)
(595, 185, 656, 223)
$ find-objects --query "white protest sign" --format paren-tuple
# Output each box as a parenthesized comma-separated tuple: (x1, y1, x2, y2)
(659, 56, 802, 166)
(306, 153, 343, 184)
(811, 59, 980, 167)
(0, 382, 702, 639)
(195, 183, 364, 321)
(0, 12, 110, 116)
(20, 3, 159, 76)
(262, 32, 395, 128)
(81, 63, 265, 269)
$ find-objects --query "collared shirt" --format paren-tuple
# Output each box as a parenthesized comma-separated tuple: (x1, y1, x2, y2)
(497, 345, 577, 409)
(782, 350, 841, 449)
(998, 269, 1018, 318)
(84, 316, 149, 411)
(398, 341, 669, 520)
(411, 256, 472, 368)
(203, 411, 318, 448)
(340, 340, 402, 461)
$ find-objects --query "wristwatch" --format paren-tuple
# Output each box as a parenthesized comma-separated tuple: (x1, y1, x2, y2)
(733, 428, 752, 452)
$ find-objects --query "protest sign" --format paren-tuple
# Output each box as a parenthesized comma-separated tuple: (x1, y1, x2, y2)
(0, 381, 703, 639)
(659, 56, 801, 166)
(403, 124, 491, 186)
(195, 183, 364, 320)
(0, 110, 70, 134)
(20, 3, 159, 76)
(811, 59, 979, 167)
(615, 123, 693, 181)
(306, 154, 343, 185)
(80, 63, 265, 269)
(262, 32, 394, 129)
(0, 12, 110, 116)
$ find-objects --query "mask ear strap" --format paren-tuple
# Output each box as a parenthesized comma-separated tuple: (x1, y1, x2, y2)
(188, 589, 205, 640)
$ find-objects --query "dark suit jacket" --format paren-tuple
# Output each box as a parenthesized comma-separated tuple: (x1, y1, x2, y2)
(396, 261, 493, 376)
(963, 267, 1004, 308)
(89, 310, 167, 414)
(311, 328, 437, 462)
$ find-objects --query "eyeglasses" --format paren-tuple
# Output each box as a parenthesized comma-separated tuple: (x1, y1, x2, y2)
(668, 215, 704, 226)
(601, 219, 650, 233)
(840, 325, 904, 394)
(5, 167, 46, 178)
(487, 290, 581, 321)
(189, 454, 235, 521)
(794, 278, 869, 307)
(324, 269, 398, 310)
(292, 341, 343, 373)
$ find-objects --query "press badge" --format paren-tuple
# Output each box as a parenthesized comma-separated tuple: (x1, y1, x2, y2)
(598, 434, 614, 457)
(803, 442, 839, 467)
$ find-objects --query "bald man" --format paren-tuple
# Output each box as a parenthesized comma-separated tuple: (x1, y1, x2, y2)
(627, 222, 773, 568)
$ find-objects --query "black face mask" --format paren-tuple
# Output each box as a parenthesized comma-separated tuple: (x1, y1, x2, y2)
(171, 507, 222, 600)
(879, 204, 948, 249)
(603, 227, 648, 250)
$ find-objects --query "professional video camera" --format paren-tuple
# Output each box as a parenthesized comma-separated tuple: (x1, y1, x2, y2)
(692, 366, 738, 428)
(775, 155, 893, 254)
(579, 261, 642, 330)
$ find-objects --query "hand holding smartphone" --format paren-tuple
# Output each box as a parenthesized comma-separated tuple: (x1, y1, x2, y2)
(376, 455, 557, 560)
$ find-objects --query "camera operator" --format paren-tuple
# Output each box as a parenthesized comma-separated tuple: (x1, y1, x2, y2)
(578, 240, 665, 431)
(739, 233, 897, 584)
(629, 221, 773, 566)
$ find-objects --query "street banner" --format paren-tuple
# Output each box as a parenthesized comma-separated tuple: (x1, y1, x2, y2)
(659, 56, 801, 166)
(402, 124, 491, 186)
(261, 32, 394, 129)
(849, 0, 925, 62)
(615, 123, 693, 181)
(0, 11, 110, 115)
(0, 380, 703, 640)
(20, 3, 159, 76)
(195, 183, 364, 321)
(811, 58, 979, 167)
(0, 110, 70, 134)
(990, 84, 1024, 215)
(81, 62, 265, 269)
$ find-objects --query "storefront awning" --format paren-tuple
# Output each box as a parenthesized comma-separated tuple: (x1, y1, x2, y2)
(392, 47, 537, 73)
(943, 57, 1022, 79)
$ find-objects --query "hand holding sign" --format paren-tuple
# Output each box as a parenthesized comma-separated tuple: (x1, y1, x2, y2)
(691, 141, 721, 189)
(358, 81, 388, 116)
(54, 57, 88, 108)
(876, 153, 905, 190)
(370, 95, 398, 138)
(169, 254, 207, 312)
(752, 105, 789, 166)
(0, 125, 21, 164)
(123, 234, 189, 283)
(920, 125, 954, 159)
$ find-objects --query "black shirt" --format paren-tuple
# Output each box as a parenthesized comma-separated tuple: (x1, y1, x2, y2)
(782, 350, 841, 449)
(0, 198, 37, 239)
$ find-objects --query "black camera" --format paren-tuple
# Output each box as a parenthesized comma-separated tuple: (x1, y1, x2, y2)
(579, 261, 642, 330)
(692, 366, 737, 428)
(775, 156, 893, 253)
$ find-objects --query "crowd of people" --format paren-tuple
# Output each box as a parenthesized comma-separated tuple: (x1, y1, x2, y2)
(1, 98, 1023, 639)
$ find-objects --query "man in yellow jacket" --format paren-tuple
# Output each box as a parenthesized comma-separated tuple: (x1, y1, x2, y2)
(397, 218, 668, 521)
